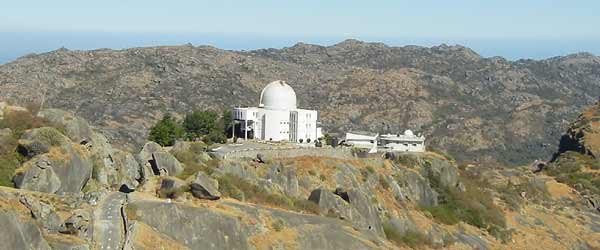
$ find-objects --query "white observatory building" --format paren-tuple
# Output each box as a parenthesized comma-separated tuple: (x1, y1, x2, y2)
(232, 80, 322, 143)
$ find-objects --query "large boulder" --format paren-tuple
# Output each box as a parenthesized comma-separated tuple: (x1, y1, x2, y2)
(37, 109, 94, 145)
(190, 172, 221, 200)
(308, 187, 384, 237)
(138, 142, 183, 177)
(266, 163, 299, 197)
(14, 127, 93, 194)
(111, 149, 142, 190)
(394, 168, 438, 207)
(59, 209, 92, 240)
(13, 155, 62, 193)
(19, 195, 62, 232)
(0, 210, 52, 250)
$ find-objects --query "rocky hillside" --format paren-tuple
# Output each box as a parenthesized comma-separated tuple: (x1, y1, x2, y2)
(1, 105, 599, 250)
(547, 102, 600, 213)
(1, 40, 599, 164)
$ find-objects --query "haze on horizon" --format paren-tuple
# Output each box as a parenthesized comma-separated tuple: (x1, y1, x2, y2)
(1, 0, 599, 63)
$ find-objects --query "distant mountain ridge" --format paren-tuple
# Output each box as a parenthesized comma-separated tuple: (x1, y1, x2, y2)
(1, 39, 599, 164)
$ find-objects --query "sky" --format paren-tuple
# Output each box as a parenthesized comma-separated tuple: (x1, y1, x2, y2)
(1, 0, 599, 63)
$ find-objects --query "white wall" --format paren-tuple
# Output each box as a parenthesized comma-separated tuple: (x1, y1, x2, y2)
(295, 109, 318, 143)
(384, 141, 425, 152)
(262, 109, 290, 141)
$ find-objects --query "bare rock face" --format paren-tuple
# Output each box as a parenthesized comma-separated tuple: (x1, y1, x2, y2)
(13, 155, 62, 193)
(13, 127, 93, 194)
(190, 172, 221, 200)
(138, 141, 184, 177)
(19, 194, 62, 232)
(266, 163, 299, 197)
(395, 167, 439, 207)
(0, 210, 52, 250)
(126, 196, 387, 250)
(59, 209, 92, 240)
(37, 109, 95, 145)
(308, 187, 384, 237)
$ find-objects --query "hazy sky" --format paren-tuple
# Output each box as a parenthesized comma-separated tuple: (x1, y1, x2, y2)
(1, 0, 599, 62)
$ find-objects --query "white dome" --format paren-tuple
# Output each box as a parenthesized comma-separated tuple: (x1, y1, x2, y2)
(403, 130, 414, 136)
(259, 80, 297, 110)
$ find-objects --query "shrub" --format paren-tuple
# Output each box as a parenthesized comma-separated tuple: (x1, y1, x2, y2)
(272, 219, 284, 232)
(183, 110, 219, 140)
(203, 130, 226, 144)
(547, 152, 600, 196)
(216, 174, 319, 214)
(171, 145, 217, 180)
(421, 172, 508, 241)
(148, 113, 185, 147)
(0, 110, 61, 138)
(383, 221, 430, 248)
(0, 153, 19, 187)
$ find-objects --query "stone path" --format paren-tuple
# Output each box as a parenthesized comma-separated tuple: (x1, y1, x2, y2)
(93, 192, 127, 250)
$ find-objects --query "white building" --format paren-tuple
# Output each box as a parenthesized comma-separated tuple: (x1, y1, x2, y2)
(232, 80, 322, 143)
(345, 131, 378, 149)
(379, 130, 426, 152)
(345, 130, 426, 153)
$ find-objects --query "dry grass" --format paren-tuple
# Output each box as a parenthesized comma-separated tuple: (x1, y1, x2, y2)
(249, 227, 299, 250)
(131, 222, 190, 250)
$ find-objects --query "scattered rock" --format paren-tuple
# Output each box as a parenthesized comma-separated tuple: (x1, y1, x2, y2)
(138, 142, 184, 177)
(19, 195, 62, 232)
(59, 209, 92, 240)
(190, 172, 221, 200)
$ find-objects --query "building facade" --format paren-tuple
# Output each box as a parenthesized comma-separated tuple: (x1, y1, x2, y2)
(345, 130, 426, 153)
(232, 80, 322, 143)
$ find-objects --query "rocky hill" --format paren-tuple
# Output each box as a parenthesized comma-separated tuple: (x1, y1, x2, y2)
(547, 102, 600, 213)
(1, 40, 599, 164)
(1, 104, 600, 250)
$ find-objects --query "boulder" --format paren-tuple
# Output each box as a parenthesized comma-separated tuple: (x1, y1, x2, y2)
(17, 127, 68, 157)
(190, 172, 221, 200)
(37, 109, 94, 145)
(420, 155, 459, 189)
(308, 187, 384, 237)
(19, 195, 62, 232)
(256, 153, 272, 164)
(109, 149, 142, 191)
(394, 168, 438, 207)
(266, 163, 299, 197)
(60, 209, 92, 240)
(13, 155, 62, 194)
(157, 176, 187, 198)
(14, 127, 93, 194)
(0, 210, 52, 250)
(138, 142, 183, 177)
(308, 188, 353, 218)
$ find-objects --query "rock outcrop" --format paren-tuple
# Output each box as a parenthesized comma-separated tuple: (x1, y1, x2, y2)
(138, 141, 184, 177)
(14, 127, 93, 194)
(190, 172, 221, 200)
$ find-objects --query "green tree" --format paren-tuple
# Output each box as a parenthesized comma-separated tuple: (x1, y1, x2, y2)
(183, 110, 219, 140)
(148, 114, 184, 146)
(220, 109, 233, 137)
